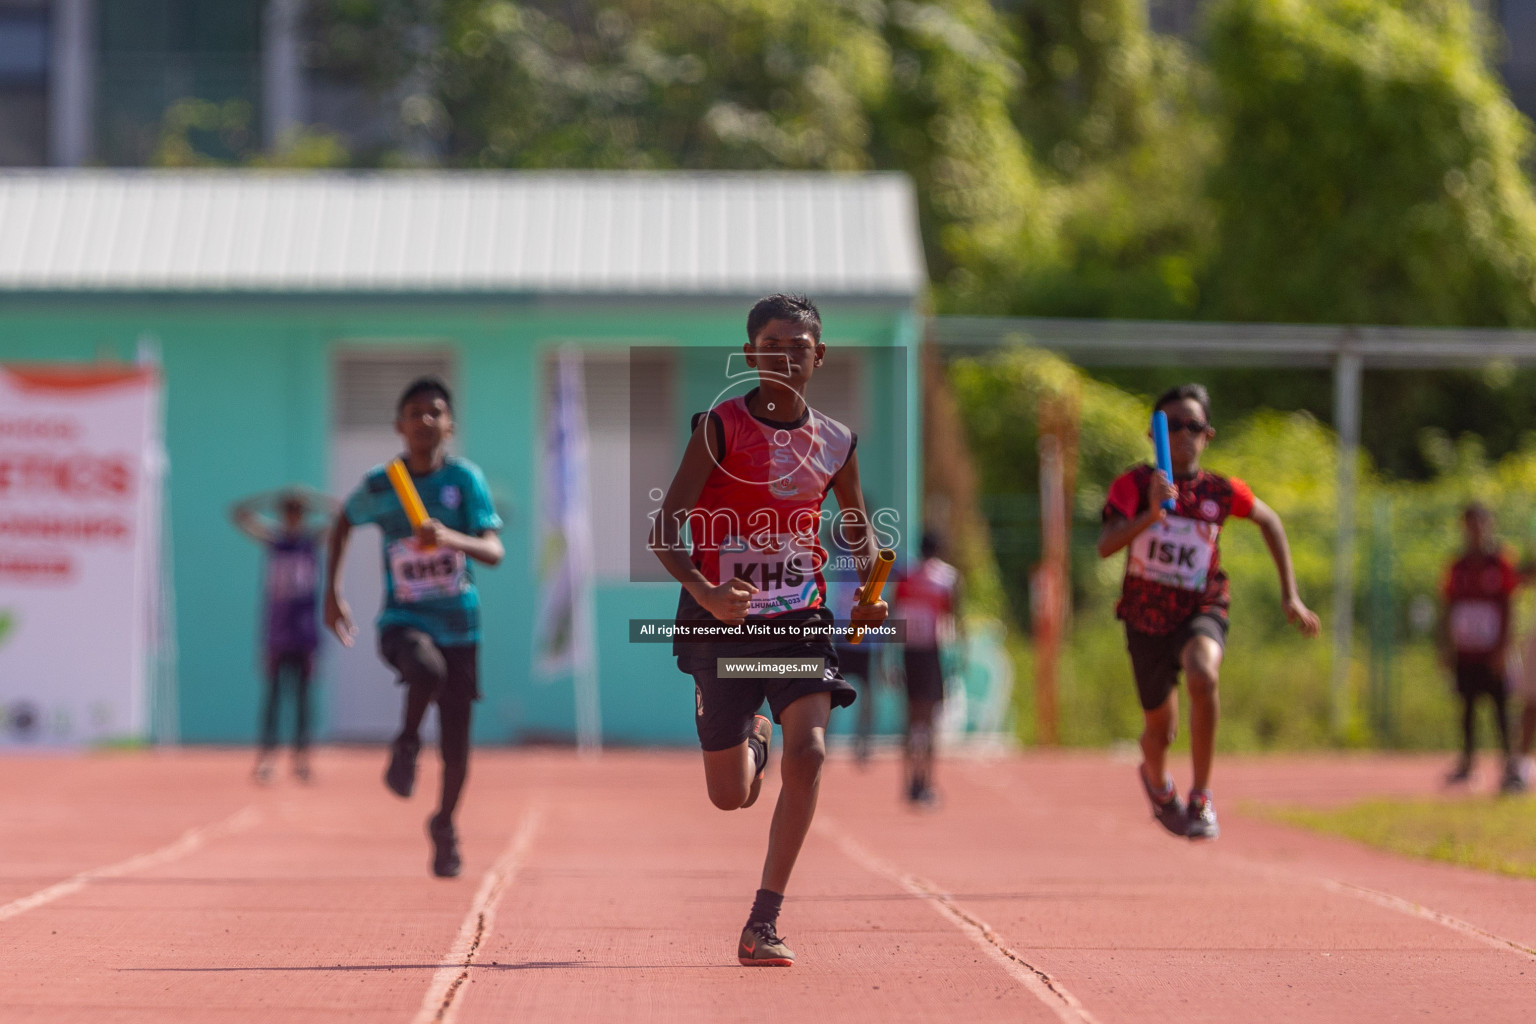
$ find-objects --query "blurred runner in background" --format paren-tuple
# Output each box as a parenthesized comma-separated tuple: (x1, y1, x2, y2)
(230, 487, 336, 784)
(895, 531, 960, 806)
(1440, 502, 1526, 794)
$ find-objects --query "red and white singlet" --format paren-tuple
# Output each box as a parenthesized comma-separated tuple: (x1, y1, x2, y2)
(686, 393, 856, 619)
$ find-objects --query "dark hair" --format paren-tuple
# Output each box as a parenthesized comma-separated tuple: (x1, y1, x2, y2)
(398, 376, 453, 413)
(747, 293, 821, 343)
(920, 531, 941, 559)
(1464, 501, 1493, 522)
(279, 491, 305, 517)
(1154, 383, 1211, 423)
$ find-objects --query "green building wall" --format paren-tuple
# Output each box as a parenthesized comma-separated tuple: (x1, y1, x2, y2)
(0, 296, 919, 746)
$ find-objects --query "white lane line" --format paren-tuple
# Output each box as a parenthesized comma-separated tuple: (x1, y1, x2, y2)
(818, 817, 1101, 1024)
(1319, 878, 1536, 959)
(979, 766, 1536, 964)
(0, 805, 261, 923)
(413, 806, 543, 1024)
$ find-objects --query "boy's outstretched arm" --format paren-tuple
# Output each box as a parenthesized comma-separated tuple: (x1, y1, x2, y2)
(1248, 498, 1321, 636)
(1097, 470, 1176, 558)
(828, 451, 889, 630)
(650, 415, 758, 626)
(323, 511, 356, 647)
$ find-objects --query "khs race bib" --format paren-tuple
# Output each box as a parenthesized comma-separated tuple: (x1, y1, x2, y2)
(388, 537, 468, 604)
(720, 531, 823, 616)
(1126, 515, 1218, 592)
(1449, 600, 1502, 653)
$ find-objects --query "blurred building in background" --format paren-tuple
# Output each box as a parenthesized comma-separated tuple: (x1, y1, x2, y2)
(0, 170, 925, 746)
(0, 0, 386, 167)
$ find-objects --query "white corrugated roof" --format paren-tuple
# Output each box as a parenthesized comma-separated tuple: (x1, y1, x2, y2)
(0, 170, 926, 297)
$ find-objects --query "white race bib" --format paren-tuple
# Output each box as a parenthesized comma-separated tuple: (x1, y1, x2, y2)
(1126, 515, 1218, 592)
(1449, 601, 1502, 653)
(720, 531, 824, 616)
(388, 537, 468, 604)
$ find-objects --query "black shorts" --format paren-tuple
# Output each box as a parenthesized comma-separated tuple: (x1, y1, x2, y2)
(835, 644, 871, 683)
(691, 654, 857, 752)
(903, 648, 945, 704)
(379, 626, 480, 704)
(1125, 614, 1227, 711)
(1455, 660, 1506, 699)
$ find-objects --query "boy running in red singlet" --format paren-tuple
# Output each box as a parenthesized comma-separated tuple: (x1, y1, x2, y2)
(1098, 384, 1319, 840)
(652, 294, 889, 966)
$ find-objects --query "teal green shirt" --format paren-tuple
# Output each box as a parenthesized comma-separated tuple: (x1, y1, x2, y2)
(344, 456, 502, 646)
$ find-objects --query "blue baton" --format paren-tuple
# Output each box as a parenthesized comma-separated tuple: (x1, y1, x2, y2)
(1152, 410, 1176, 511)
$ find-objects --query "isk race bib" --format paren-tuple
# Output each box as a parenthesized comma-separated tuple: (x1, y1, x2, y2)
(719, 531, 824, 617)
(1126, 515, 1219, 592)
(1449, 600, 1502, 653)
(387, 537, 468, 604)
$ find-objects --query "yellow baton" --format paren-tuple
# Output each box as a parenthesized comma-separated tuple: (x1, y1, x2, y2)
(385, 459, 432, 543)
(850, 548, 896, 645)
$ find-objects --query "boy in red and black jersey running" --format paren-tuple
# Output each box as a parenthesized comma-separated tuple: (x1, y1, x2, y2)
(1098, 384, 1319, 840)
(1439, 502, 1526, 793)
(652, 294, 888, 967)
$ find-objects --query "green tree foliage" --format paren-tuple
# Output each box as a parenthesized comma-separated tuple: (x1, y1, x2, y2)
(948, 345, 1148, 618)
(435, 0, 887, 171)
(864, 1, 1057, 297)
(981, 0, 1216, 319)
(150, 98, 350, 168)
(305, 1, 1051, 304)
(1204, 0, 1536, 326)
(1015, 0, 1183, 164)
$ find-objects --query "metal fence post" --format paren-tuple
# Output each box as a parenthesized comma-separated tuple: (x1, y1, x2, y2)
(1367, 495, 1396, 744)
(1331, 339, 1363, 735)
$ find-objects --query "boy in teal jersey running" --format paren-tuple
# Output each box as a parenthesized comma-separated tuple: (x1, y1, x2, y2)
(325, 377, 504, 877)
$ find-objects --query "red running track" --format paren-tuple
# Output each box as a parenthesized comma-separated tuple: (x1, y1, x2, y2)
(0, 747, 1531, 1023)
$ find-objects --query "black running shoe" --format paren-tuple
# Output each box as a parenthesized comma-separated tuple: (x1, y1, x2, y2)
(910, 782, 941, 809)
(737, 920, 794, 966)
(1445, 757, 1473, 786)
(385, 737, 420, 798)
(428, 815, 462, 878)
(1139, 765, 1187, 837)
(1186, 790, 1220, 841)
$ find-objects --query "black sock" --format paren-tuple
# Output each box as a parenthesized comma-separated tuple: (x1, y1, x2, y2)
(747, 733, 767, 775)
(747, 888, 783, 927)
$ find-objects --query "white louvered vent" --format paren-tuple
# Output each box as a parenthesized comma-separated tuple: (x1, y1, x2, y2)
(334, 347, 455, 429)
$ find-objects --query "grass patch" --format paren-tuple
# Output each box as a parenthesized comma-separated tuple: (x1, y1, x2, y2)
(1266, 796, 1536, 878)
(1009, 610, 1464, 752)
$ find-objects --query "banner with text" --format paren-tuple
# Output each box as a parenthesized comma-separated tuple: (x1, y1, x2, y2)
(0, 365, 162, 746)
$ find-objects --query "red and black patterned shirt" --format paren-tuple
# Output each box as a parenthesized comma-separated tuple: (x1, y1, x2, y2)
(1442, 549, 1519, 664)
(1102, 464, 1255, 636)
